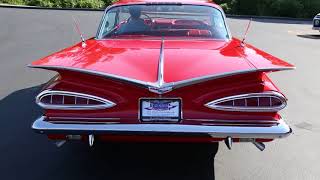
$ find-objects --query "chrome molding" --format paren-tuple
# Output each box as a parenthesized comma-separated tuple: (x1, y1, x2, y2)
(28, 65, 294, 94)
(48, 121, 120, 124)
(205, 91, 287, 112)
(151, 67, 295, 91)
(148, 38, 174, 94)
(48, 117, 120, 120)
(48, 117, 278, 126)
(28, 64, 154, 88)
(184, 119, 280, 127)
(184, 118, 278, 123)
(157, 38, 165, 88)
(36, 90, 116, 110)
(32, 116, 292, 139)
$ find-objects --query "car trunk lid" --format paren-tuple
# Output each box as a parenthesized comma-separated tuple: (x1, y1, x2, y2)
(29, 38, 294, 90)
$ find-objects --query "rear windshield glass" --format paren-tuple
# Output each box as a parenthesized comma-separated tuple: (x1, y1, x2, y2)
(98, 4, 229, 40)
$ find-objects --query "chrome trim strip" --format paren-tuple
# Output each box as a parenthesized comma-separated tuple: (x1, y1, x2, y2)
(200, 123, 277, 127)
(28, 64, 156, 88)
(184, 119, 279, 124)
(148, 39, 174, 94)
(48, 121, 120, 124)
(164, 69, 258, 89)
(159, 67, 295, 89)
(48, 117, 277, 125)
(28, 65, 294, 93)
(157, 38, 165, 88)
(32, 116, 292, 139)
(205, 91, 287, 112)
(36, 90, 116, 110)
(48, 117, 121, 120)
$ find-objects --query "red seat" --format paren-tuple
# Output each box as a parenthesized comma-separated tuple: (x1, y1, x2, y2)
(187, 29, 212, 37)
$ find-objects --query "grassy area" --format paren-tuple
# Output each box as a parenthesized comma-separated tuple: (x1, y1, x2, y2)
(1, 0, 319, 18)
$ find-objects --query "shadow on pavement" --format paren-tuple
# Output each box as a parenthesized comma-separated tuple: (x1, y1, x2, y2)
(297, 34, 320, 39)
(0, 85, 219, 180)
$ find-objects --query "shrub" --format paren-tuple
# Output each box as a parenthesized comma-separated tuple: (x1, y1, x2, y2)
(300, 0, 320, 18)
(270, 0, 304, 18)
(0, 0, 107, 8)
(28, 0, 54, 7)
(219, 3, 231, 13)
(217, 0, 319, 18)
(0, 0, 26, 5)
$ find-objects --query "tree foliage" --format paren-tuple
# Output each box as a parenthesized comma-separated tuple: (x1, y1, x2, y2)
(0, 0, 319, 18)
(216, 0, 320, 18)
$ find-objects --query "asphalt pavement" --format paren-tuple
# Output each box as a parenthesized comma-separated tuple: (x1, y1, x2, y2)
(0, 7, 319, 180)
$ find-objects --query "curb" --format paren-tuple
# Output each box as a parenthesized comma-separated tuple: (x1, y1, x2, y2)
(0, 3, 313, 21)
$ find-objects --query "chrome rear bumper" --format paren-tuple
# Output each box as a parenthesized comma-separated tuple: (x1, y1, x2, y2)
(32, 116, 292, 139)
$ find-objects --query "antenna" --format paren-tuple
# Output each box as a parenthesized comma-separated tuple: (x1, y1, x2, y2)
(72, 16, 87, 48)
(241, 18, 252, 46)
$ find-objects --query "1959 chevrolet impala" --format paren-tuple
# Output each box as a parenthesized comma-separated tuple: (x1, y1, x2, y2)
(29, 0, 295, 151)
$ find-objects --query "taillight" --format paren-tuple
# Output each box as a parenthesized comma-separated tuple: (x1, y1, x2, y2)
(205, 91, 287, 112)
(36, 90, 116, 110)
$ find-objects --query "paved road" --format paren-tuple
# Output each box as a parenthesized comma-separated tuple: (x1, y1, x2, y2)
(0, 7, 319, 180)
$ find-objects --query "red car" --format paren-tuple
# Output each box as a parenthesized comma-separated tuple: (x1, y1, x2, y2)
(29, 0, 295, 151)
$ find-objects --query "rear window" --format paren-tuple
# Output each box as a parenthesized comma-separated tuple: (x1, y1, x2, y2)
(97, 4, 229, 40)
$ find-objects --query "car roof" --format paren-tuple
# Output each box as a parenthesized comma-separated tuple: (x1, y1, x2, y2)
(113, 0, 220, 9)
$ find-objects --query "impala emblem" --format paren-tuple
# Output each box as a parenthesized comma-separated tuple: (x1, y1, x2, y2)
(148, 86, 173, 94)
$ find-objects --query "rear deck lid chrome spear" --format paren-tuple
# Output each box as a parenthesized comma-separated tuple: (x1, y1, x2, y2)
(148, 38, 173, 94)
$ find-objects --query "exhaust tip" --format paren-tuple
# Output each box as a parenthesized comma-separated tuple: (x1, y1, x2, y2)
(225, 136, 233, 150)
(252, 141, 266, 151)
(54, 140, 66, 148)
(89, 134, 94, 147)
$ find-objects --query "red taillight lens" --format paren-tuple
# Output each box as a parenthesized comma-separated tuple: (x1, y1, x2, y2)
(40, 95, 51, 104)
(76, 97, 88, 105)
(64, 96, 76, 105)
(36, 90, 116, 110)
(234, 99, 246, 106)
(259, 97, 271, 107)
(205, 92, 287, 112)
(52, 95, 63, 104)
(246, 98, 258, 106)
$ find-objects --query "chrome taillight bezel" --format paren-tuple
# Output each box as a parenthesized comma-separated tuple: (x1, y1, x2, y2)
(205, 91, 287, 112)
(36, 90, 116, 110)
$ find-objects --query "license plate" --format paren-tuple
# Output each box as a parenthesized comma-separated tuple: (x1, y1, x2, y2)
(140, 99, 182, 122)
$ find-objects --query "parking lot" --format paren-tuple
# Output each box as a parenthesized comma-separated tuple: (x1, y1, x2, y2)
(0, 7, 319, 180)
